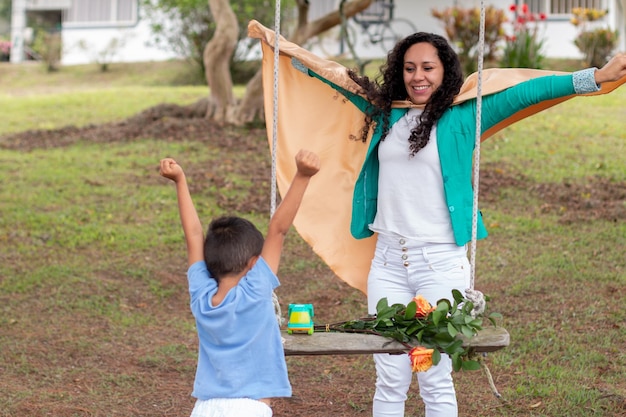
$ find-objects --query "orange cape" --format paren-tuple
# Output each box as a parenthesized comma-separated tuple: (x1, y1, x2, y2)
(248, 20, 624, 294)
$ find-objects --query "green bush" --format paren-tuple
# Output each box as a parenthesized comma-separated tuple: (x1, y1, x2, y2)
(431, 6, 507, 76)
(500, 3, 547, 69)
(570, 7, 618, 68)
(574, 27, 619, 68)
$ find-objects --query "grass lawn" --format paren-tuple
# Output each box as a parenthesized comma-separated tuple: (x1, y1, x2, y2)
(0, 58, 624, 417)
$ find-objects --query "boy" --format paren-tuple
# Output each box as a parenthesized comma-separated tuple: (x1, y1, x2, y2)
(159, 149, 321, 417)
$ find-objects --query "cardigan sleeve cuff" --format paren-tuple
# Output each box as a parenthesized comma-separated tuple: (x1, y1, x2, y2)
(572, 68, 600, 94)
(291, 57, 309, 75)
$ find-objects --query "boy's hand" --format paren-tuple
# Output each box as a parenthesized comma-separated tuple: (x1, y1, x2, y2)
(295, 149, 321, 178)
(159, 158, 184, 182)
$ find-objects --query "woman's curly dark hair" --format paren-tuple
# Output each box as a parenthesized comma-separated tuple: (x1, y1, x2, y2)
(348, 33, 464, 156)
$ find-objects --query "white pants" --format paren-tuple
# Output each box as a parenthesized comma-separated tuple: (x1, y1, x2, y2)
(367, 234, 470, 417)
(190, 398, 272, 417)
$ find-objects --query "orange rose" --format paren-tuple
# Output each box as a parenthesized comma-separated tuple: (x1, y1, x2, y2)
(409, 346, 434, 372)
(413, 295, 435, 318)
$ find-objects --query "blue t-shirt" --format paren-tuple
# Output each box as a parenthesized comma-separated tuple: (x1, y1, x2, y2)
(187, 258, 292, 400)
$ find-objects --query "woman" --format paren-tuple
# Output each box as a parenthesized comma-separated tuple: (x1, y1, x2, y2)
(341, 33, 625, 417)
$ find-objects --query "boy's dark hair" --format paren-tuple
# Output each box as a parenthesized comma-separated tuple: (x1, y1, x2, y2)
(204, 216, 264, 279)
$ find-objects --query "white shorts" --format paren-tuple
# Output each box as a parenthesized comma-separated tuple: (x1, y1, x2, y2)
(190, 398, 272, 417)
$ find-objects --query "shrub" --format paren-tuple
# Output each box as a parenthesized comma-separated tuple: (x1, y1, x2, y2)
(571, 8, 618, 68)
(0, 38, 10, 62)
(500, 3, 547, 69)
(31, 31, 62, 72)
(431, 6, 507, 76)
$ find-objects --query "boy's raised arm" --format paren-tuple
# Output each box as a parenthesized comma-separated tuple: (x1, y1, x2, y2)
(262, 149, 320, 274)
(160, 158, 204, 267)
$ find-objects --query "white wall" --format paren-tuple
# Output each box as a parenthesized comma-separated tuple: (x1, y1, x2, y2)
(313, 0, 624, 60)
(61, 18, 179, 65)
(57, 0, 625, 65)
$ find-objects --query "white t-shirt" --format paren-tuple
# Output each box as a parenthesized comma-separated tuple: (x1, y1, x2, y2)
(369, 108, 455, 243)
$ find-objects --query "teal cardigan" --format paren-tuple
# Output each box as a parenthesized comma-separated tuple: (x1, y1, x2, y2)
(309, 71, 577, 246)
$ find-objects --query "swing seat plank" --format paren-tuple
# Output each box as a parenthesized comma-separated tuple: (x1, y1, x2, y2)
(283, 327, 509, 356)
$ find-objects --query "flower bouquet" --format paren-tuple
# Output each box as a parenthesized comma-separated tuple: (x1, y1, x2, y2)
(331, 290, 502, 372)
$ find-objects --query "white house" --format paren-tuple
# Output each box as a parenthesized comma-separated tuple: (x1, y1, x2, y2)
(9, 0, 626, 65)
(10, 0, 179, 64)
(308, 0, 626, 60)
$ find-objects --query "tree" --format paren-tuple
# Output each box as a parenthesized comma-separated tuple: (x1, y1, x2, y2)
(0, 0, 11, 26)
(141, 0, 282, 82)
(208, 0, 375, 124)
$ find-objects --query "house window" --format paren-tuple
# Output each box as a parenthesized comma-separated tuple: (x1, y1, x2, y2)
(526, 0, 606, 15)
(63, 0, 137, 26)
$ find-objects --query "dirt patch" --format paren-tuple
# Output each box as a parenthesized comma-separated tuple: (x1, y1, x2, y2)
(3, 102, 625, 223)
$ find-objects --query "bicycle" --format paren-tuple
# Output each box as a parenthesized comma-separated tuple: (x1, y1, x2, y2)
(350, 0, 417, 55)
(305, 0, 417, 62)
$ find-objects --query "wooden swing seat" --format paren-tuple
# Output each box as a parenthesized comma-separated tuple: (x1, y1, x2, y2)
(283, 326, 509, 356)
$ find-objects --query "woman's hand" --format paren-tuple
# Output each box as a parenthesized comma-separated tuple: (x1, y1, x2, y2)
(595, 53, 626, 84)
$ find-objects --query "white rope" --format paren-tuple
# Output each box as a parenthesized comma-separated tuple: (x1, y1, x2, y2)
(467, 4, 504, 400)
(469, 0, 486, 292)
(271, 0, 283, 326)
(270, 0, 281, 218)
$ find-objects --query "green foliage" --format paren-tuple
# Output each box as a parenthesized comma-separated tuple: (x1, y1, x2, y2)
(140, 0, 295, 82)
(500, 4, 547, 69)
(431, 5, 507, 76)
(0, 0, 10, 26)
(570, 7, 618, 68)
(30, 31, 62, 72)
(574, 28, 619, 68)
(338, 291, 501, 372)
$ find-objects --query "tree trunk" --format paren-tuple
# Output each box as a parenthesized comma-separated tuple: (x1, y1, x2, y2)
(202, 0, 373, 124)
(203, 0, 239, 122)
(232, 0, 373, 126)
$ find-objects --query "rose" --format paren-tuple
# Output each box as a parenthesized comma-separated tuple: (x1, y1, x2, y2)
(412, 295, 435, 318)
(409, 346, 434, 372)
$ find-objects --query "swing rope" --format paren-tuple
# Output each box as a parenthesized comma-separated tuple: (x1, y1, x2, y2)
(271, 0, 283, 326)
(467, 4, 504, 399)
(469, 0, 486, 294)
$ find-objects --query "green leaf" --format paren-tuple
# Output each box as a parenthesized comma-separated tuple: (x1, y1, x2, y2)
(461, 325, 477, 338)
(461, 359, 482, 371)
(436, 299, 451, 312)
(452, 289, 464, 303)
(376, 297, 390, 312)
(432, 310, 444, 326)
(447, 322, 458, 337)
(404, 301, 417, 319)
(469, 319, 483, 329)
(381, 318, 394, 327)
(406, 322, 424, 335)
(451, 352, 462, 372)
(461, 301, 474, 315)
(377, 307, 395, 321)
(432, 349, 441, 366)
(446, 339, 464, 353)
(434, 331, 455, 343)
